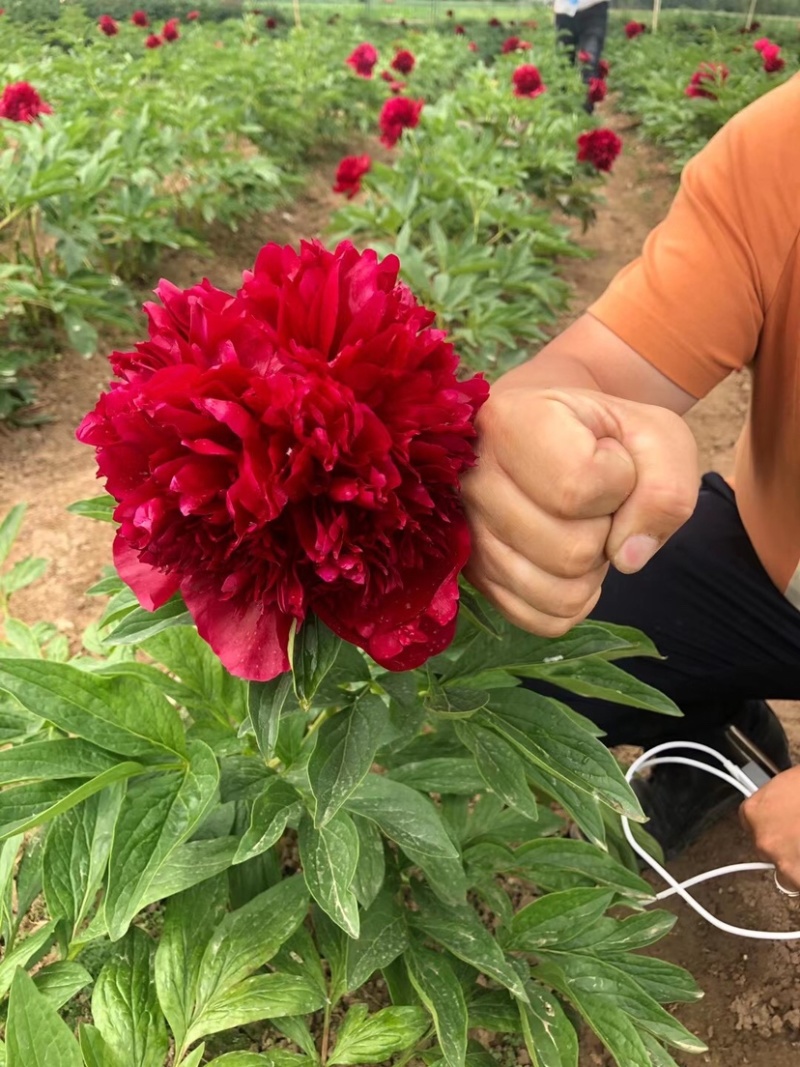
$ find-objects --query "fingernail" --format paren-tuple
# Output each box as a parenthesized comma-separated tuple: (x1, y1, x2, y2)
(616, 535, 660, 573)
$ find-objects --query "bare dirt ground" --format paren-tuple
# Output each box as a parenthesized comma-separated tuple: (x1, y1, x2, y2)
(1, 122, 798, 1065)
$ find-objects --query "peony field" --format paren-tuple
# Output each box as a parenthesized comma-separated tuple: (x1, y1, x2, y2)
(0, 3, 799, 1067)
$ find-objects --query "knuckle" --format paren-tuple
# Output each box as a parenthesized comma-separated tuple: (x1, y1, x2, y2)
(644, 482, 695, 528)
(554, 532, 605, 578)
(553, 478, 591, 520)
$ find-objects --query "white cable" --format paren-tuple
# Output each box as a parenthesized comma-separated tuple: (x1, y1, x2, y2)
(620, 740, 800, 941)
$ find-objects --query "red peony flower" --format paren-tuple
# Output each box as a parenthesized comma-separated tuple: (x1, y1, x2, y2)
(0, 81, 53, 123)
(265, 17, 277, 29)
(598, 58, 610, 78)
(512, 64, 546, 98)
(333, 154, 371, 197)
(625, 20, 646, 38)
(378, 96, 423, 147)
(577, 128, 622, 172)
(391, 49, 415, 75)
(145, 32, 162, 48)
(752, 36, 772, 53)
(761, 44, 785, 73)
(77, 240, 488, 680)
(578, 49, 592, 63)
(186, 10, 200, 20)
(454, 24, 465, 35)
(98, 14, 118, 36)
(501, 35, 531, 54)
(587, 76, 607, 104)
(488, 17, 502, 28)
(684, 62, 728, 100)
(346, 42, 378, 78)
(739, 20, 760, 33)
(132, 9, 149, 26)
(389, 80, 406, 94)
(468, 41, 479, 52)
(162, 18, 180, 41)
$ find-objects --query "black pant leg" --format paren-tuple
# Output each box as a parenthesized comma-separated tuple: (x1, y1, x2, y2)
(576, 1, 609, 80)
(555, 12, 578, 65)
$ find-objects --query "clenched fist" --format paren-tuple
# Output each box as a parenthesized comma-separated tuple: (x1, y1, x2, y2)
(462, 386, 699, 636)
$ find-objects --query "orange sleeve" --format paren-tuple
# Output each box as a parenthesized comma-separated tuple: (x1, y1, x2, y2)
(589, 75, 800, 400)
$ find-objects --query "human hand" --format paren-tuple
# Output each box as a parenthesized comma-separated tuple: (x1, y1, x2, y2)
(461, 387, 698, 636)
(740, 766, 800, 892)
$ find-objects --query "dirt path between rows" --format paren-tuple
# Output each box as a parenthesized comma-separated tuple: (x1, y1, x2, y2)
(1, 118, 798, 1066)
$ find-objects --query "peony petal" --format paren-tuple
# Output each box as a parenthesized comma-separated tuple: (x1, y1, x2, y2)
(113, 536, 180, 610)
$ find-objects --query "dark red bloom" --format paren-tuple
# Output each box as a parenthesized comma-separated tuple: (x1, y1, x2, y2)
(378, 96, 423, 147)
(391, 49, 415, 75)
(77, 240, 488, 680)
(346, 42, 378, 78)
(752, 36, 772, 53)
(488, 17, 502, 28)
(577, 128, 622, 172)
(501, 35, 531, 54)
(512, 64, 546, 98)
(0, 82, 52, 123)
(265, 16, 277, 29)
(132, 9, 149, 26)
(186, 10, 200, 20)
(739, 20, 761, 32)
(333, 154, 371, 198)
(381, 70, 393, 82)
(98, 14, 118, 36)
(162, 18, 179, 41)
(598, 58, 610, 78)
(684, 62, 728, 100)
(578, 49, 591, 63)
(454, 24, 465, 35)
(587, 77, 607, 104)
(145, 33, 162, 48)
(762, 44, 785, 73)
(625, 20, 646, 38)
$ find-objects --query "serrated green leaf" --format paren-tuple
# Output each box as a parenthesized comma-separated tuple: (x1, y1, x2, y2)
(6, 968, 82, 1067)
(456, 722, 538, 820)
(186, 974, 325, 1047)
(328, 1003, 429, 1066)
(299, 811, 360, 938)
(407, 945, 467, 1067)
(308, 695, 386, 828)
(234, 778, 302, 863)
(508, 888, 616, 951)
(518, 982, 578, 1067)
(92, 927, 168, 1067)
(344, 775, 459, 860)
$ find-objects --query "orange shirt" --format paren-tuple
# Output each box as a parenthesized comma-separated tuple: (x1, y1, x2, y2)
(590, 73, 800, 604)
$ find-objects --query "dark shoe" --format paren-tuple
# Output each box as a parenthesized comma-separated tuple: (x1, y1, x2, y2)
(633, 701, 792, 861)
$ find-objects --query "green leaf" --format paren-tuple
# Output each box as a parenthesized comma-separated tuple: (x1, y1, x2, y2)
(328, 1003, 429, 1066)
(0, 833, 21, 939)
(92, 927, 168, 1067)
(271, 925, 326, 995)
(66, 495, 116, 523)
(344, 775, 459, 860)
(186, 974, 324, 1046)
(234, 778, 302, 863)
(508, 888, 616, 951)
(0, 922, 59, 998)
(518, 982, 578, 1067)
(6, 968, 82, 1067)
(466, 989, 519, 1033)
(350, 814, 385, 910)
(0, 506, 26, 566)
(457, 586, 502, 638)
(308, 695, 387, 828)
(641, 1034, 681, 1067)
(155, 874, 229, 1053)
(209, 1053, 313, 1066)
(298, 811, 360, 938)
(425, 687, 490, 718)
(104, 741, 219, 940)
(292, 615, 342, 708)
(514, 838, 654, 902)
(456, 723, 538, 820)
(573, 911, 677, 954)
(407, 945, 467, 1067)
(604, 953, 703, 1005)
(104, 597, 192, 645)
(2, 558, 48, 596)
(411, 889, 527, 1002)
(32, 961, 92, 1011)
(0, 739, 121, 784)
(248, 674, 295, 762)
(525, 765, 606, 848)
(528, 659, 680, 716)
(178, 1046, 205, 1067)
(142, 837, 239, 901)
(341, 888, 408, 995)
(78, 1024, 120, 1067)
(387, 758, 484, 796)
(0, 659, 186, 759)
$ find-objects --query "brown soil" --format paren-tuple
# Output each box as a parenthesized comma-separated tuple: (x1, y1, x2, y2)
(1, 121, 799, 1066)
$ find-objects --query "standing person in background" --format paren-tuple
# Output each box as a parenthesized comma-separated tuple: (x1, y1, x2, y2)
(553, 0, 609, 111)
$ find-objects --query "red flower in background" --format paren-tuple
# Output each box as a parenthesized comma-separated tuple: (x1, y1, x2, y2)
(77, 240, 488, 680)
(501, 35, 531, 53)
(0, 82, 52, 123)
(488, 17, 502, 28)
(752, 36, 772, 53)
(346, 42, 379, 78)
(625, 21, 646, 38)
(598, 58, 610, 77)
(162, 18, 179, 41)
(578, 49, 591, 63)
(391, 49, 415, 75)
(186, 10, 200, 20)
(761, 43, 785, 73)
(684, 62, 728, 100)
(145, 33, 162, 48)
(739, 20, 761, 33)
(333, 154, 371, 197)
(132, 9, 149, 26)
(587, 77, 607, 103)
(265, 17, 277, 29)
(577, 128, 622, 171)
(468, 41, 479, 52)
(379, 96, 423, 146)
(454, 24, 465, 35)
(389, 80, 406, 94)
(512, 64, 546, 98)
(98, 14, 118, 35)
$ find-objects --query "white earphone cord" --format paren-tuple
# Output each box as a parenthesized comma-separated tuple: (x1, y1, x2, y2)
(620, 741, 800, 940)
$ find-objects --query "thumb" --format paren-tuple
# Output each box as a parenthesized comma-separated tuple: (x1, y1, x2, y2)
(601, 397, 699, 573)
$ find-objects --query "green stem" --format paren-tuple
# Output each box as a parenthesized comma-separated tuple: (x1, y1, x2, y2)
(305, 705, 335, 741)
(320, 998, 332, 1064)
(27, 208, 45, 284)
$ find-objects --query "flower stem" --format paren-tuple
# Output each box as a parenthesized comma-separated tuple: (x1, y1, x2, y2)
(305, 705, 334, 741)
(320, 999, 332, 1064)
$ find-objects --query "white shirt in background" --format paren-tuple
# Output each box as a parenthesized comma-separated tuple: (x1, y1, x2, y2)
(552, 0, 608, 16)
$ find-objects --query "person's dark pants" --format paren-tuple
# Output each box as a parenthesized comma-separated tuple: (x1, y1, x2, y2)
(528, 473, 800, 748)
(555, 2, 609, 83)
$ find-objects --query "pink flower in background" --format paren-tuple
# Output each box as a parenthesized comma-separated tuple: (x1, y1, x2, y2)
(145, 32, 162, 48)
(578, 49, 591, 63)
(587, 77, 607, 103)
(454, 24, 465, 35)
(77, 240, 488, 679)
(512, 64, 546, 98)
(162, 18, 180, 41)
(378, 95, 423, 146)
(132, 9, 149, 26)
(577, 127, 622, 171)
(98, 14, 118, 36)
(333, 154, 371, 197)
(752, 36, 772, 53)
(625, 20, 646, 38)
(684, 62, 728, 100)
(186, 10, 200, 20)
(761, 44, 785, 73)
(468, 41, 479, 52)
(0, 82, 53, 123)
(391, 49, 415, 74)
(501, 35, 531, 53)
(346, 42, 379, 77)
